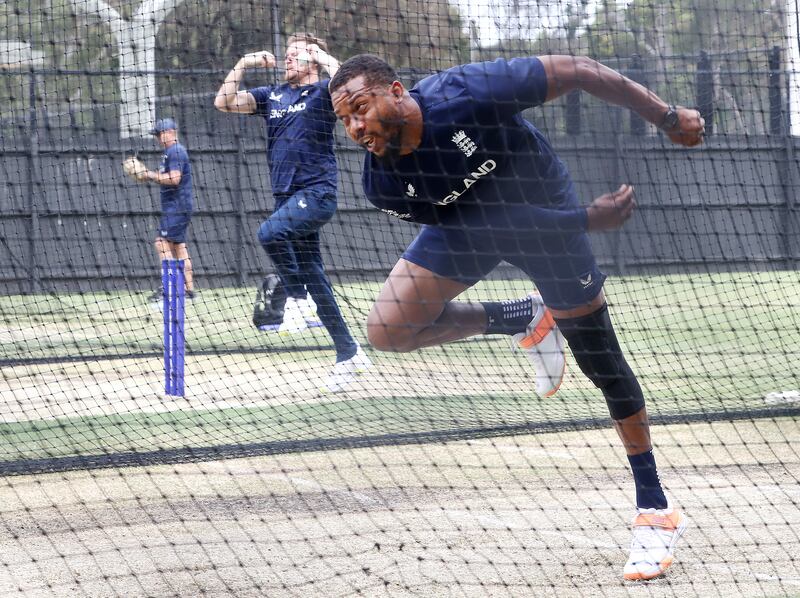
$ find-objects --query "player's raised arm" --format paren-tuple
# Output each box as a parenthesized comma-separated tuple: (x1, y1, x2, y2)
(539, 55, 705, 147)
(307, 44, 339, 79)
(214, 51, 276, 114)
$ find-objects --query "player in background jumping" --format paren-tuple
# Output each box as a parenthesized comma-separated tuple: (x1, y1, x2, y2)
(330, 54, 704, 580)
(214, 32, 370, 393)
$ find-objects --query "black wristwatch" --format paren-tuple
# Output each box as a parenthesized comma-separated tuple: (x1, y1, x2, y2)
(659, 106, 680, 132)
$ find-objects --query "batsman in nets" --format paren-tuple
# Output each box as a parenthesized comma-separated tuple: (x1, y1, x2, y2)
(329, 54, 704, 580)
(214, 32, 370, 393)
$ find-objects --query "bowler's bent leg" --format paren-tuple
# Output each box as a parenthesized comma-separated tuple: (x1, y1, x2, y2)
(367, 259, 485, 353)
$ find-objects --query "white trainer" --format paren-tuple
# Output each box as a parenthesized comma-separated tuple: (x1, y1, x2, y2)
(510, 294, 566, 397)
(297, 294, 322, 327)
(623, 507, 687, 581)
(322, 346, 372, 393)
(278, 297, 309, 335)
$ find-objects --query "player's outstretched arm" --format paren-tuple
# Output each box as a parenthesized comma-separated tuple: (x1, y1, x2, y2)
(539, 55, 705, 147)
(214, 52, 276, 114)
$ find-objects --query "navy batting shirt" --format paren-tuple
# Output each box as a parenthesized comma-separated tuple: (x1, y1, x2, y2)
(362, 57, 587, 232)
(250, 80, 338, 195)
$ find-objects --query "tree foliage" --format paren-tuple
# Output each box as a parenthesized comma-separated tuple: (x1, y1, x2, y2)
(154, 0, 467, 71)
(469, 0, 786, 135)
(0, 0, 790, 134)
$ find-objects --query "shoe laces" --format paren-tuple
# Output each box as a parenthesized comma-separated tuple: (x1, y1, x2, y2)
(630, 525, 670, 552)
(510, 334, 549, 360)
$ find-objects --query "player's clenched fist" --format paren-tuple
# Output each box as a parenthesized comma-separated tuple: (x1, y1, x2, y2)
(666, 107, 705, 148)
(239, 51, 276, 69)
(304, 44, 329, 65)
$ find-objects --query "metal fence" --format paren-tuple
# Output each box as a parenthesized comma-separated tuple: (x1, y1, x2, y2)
(1, 49, 798, 294)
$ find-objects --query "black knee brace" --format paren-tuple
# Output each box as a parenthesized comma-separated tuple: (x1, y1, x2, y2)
(555, 304, 645, 421)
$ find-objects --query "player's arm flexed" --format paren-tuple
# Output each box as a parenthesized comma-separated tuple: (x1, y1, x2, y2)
(304, 43, 339, 78)
(214, 42, 340, 114)
(214, 51, 276, 114)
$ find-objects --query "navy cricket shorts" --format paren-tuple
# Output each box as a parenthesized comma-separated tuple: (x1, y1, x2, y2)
(158, 210, 192, 244)
(401, 221, 607, 310)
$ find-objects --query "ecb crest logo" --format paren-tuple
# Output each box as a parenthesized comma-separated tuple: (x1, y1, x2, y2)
(452, 130, 477, 157)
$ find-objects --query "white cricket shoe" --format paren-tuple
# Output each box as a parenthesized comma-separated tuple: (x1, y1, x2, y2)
(511, 294, 566, 397)
(623, 507, 687, 581)
(322, 346, 372, 393)
(279, 297, 309, 335)
(297, 294, 322, 327)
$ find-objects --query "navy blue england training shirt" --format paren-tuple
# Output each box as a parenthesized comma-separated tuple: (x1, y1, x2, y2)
(159, 142, 193, 211)
(250, 80, 338, 195)
(362, 57, 587, 231)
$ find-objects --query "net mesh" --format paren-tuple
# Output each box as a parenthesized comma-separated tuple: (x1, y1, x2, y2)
(0, 1, 798, 595)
